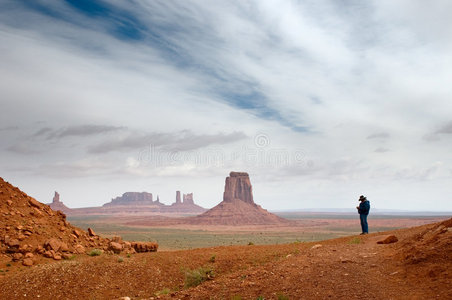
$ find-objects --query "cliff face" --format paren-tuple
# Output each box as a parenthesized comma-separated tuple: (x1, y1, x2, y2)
(223, 172, 253, 204)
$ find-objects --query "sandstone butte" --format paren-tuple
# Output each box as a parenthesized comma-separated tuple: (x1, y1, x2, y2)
(188, 171, 290, 225)
(0, 177, 157, 267)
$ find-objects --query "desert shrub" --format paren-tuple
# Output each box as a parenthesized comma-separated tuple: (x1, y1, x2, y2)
(209, 254, 216, 263)
(155, 288, 171, 295)
(64, 255, 76, 260)
(6, 263, 11, 267)
(349, 237, 362, 244)
(256, 297, 265, 300)
(184, 266, 214, 288)
(248, 241, 254, 245)
(88, 249, 102, 256)
(277, 293, 289, 300)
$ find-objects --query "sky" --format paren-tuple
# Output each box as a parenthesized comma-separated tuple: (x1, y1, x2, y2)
(1, 0, 451, 212)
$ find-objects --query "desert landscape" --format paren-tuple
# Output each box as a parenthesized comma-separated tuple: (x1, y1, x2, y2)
(1, 174, 451, 299)
(2, 2, 452, 299)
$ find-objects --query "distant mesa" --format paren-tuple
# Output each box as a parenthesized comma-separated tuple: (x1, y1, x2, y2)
(188, 171, 289, 225)
(103, 192, 164, 208)
(58, 190, 206, 216)
(48, 191, 72, 214)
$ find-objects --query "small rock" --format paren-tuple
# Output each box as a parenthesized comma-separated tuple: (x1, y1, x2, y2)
(12, 253, 23, 261)
(22, 258, 34, 266)
(73, 230, 81, 238)
(53, 253, 62, 260)
(311, 244, 322, 249)
(60, 242, 69, 252)
(377, 235, 398, 244)
(109, 242, 123, 254)
(44, 238, 62, 252)
(74, 244, 85, 254)
(88, 228, 96, 237)
(25, 252, 34, 258)
(6, 200, 12, 206)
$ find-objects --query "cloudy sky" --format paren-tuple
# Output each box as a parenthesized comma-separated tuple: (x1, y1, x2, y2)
(1, 0, 451, 211)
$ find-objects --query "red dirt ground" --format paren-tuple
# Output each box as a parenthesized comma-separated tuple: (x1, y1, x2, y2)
(1, 218, 451, 299)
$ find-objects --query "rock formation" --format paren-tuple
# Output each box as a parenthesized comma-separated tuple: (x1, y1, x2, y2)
(183, 193, 194, 205)
(48, 191, 72, 214)
(104, 192, 154, 207)
(189, 171, 289, 225)
(223, 172, 253, 204)
(169, 191, 206, 213)
(0, 177, 158, 267)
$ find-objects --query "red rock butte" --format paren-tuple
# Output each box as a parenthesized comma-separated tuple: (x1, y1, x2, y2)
(188, 171, 289, 225)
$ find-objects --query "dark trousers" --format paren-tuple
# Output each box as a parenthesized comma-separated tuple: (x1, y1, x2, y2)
(360, 214, 368, 233)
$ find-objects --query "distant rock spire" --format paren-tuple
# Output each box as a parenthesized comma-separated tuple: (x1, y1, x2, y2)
(176, 191, 181, 204)
(53, 191, 60, 203)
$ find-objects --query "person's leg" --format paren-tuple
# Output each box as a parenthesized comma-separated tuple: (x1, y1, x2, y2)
(360, 214, 365, 234)
(363, 214, 368, 233)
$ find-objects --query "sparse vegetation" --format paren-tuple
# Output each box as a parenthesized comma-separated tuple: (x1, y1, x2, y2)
(231, 296, 242, 300)
(127, 253, 131, 258)
(256, 296, 265, 300)
(209, 254, 216, 263)
(277, 293, 289, 300)
(64, 255, 76, 260)
(118, 256, 124, 263)
(155, 288, 171, 296)
(184, 266, 214, 288)
(248, 241, 254, 245)
(88, 249, 102, 256)
(349, 237, 362, 244)
(6, 263, 11, 267)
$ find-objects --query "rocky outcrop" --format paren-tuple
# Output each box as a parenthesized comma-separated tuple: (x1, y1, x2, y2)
(189, 171, 289, 225)
(169, 191, 206, 213)
(0, 177, 158, 266)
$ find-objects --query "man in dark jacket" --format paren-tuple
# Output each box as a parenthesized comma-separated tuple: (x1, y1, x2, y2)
(356, 195, 370, 234)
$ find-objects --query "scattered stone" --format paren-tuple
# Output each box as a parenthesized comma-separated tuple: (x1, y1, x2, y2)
(22, 258, 34, 266)
(109, 242, 123, 254)
(88, 228, 96, 237)
(377, 235, 398, 244)
(74, 244, 85, 254)
(311, 244, 322, 249)
(25, 252, 34, 258)
(6, 200, 12, 206)
(73, 229, 81, 238)
(28, 198, 42, 209)
(53, 253, 62, 260)
(44, 238, 62, 252)
(60, 242, 69, 252)
(12, 253, 23, 261)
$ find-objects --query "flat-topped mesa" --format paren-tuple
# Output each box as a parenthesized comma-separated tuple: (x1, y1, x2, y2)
(104, 192, 154, 206)
(223, 171, 254, 204)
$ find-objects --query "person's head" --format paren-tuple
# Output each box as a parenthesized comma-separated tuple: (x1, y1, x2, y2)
(359, 195, 366, 201)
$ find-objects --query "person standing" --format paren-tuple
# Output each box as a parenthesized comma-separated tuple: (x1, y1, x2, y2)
(356, 195, 370, 234)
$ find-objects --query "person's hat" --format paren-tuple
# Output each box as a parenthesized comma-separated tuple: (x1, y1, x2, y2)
(359, 195, 366, 201)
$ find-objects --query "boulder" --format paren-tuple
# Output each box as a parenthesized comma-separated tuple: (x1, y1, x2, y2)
(88, 228, 96, 237)
(109, 242, 123, 254)
(74, 244, 85, 254)
(377, 235, 399, 244)
(44, 238, 62, 252)
(22, 258, 34, 266)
